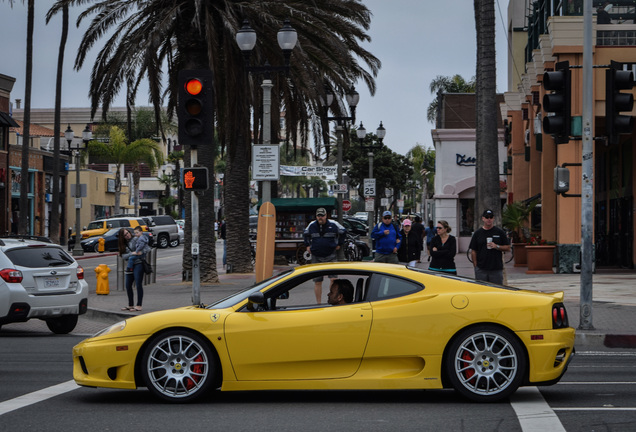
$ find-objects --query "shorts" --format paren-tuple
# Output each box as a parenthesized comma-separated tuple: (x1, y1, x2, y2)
(311, 252, 337, 282)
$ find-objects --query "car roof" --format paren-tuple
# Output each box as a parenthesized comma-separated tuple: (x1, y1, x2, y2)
(0, 237, 58, 248)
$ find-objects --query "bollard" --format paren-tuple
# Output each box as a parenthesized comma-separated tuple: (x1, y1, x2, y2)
(98, 237, 105, 253)
(95, 264, 111, 295)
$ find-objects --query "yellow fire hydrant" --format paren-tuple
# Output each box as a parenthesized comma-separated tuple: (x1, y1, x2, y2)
(98, 237, 105, 253)
(95, 264, 111, 295)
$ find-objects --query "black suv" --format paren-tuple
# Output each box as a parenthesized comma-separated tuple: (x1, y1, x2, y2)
(143, 215, 180, 248)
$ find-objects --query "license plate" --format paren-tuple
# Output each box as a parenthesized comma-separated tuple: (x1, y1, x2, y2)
(44, 277, 61, 288)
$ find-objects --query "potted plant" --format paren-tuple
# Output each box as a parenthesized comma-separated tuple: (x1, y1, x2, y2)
(525, 236, 556, 274)
(502, 201, 536, 267)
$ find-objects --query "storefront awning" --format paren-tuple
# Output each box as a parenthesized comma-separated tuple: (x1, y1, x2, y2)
(0, 112, 19, 127)
(258, 197, 338, 212)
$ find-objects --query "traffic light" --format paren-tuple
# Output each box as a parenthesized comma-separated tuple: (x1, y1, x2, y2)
(178, 69, 214, 148)
(542, 61, 571, 144)
(605, 60, 634, 146)
(181, 167, 209, 191)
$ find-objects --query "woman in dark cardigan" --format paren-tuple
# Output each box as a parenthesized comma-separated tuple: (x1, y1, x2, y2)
(428, 220, 457, 275)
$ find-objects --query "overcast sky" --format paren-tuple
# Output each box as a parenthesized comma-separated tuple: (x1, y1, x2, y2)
(1, 0, 510, 156)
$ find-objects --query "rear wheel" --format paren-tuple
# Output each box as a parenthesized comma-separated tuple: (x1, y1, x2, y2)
(45, 315, 78, 334)
(157, 234, 169, 248)
(446, 325, 526, 402)
(141, 330, 217, 402)
(169, 239, 179, 247)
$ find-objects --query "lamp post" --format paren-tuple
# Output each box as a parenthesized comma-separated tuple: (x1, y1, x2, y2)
(236, 19, 297, 203)
(321, 85, 359, 230)
(356, 121, 385, 229)
(66, 124, 92, 257)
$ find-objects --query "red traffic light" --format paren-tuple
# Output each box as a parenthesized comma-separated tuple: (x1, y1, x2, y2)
(185, 79, 203, 96)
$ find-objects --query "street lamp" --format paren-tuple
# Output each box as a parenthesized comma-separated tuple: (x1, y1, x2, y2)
(236, 19, 297, 203)
(321, 84, 359, 229)
(356, 121, 386, 228)
(67, 124, 92, 256)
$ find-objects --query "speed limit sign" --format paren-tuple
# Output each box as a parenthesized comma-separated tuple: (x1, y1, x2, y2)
(363, 178, 376, 197)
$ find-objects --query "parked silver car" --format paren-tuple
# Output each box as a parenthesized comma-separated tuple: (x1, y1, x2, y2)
(0, 236, 89, 334)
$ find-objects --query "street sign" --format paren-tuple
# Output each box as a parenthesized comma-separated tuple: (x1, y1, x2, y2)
(365, 198, 374, 211)
(331, 184, 348, 194)
(252, 145, 280, 181)
(381, 198, 389, 206)
(363, 178, 376, 197)
(342, 200, 352, 212)
(74, 198, 82, 209)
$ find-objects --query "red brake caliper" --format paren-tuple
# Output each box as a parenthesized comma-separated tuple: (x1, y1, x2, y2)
(185, 354, 204, 390)
(462, 351, 475, 381)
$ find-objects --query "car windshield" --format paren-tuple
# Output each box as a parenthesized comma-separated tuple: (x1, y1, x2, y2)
(6, 246, 75, 268)
(206, 270, 292, 309)
(86, 221, 103, 230)
(104, 228, 121, 236)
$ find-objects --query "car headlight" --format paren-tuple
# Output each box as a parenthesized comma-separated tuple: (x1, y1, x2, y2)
(92, 320, 127, 338)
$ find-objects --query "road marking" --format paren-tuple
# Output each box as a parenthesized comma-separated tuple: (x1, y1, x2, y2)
(558, 381, 636, 385)
(553, 407, 636, 411)
(0, 380, 79, 416)
(510, 387, 566, 432)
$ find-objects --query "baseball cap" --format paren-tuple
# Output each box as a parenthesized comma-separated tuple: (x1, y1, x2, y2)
(382, 211, 392, 217)
(316, 207, 327, 216)
(482, 209, 494, 217)
(402, 219, 412, 226)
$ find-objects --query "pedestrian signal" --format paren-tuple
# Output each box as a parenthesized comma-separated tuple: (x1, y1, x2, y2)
(181, 167, 209, 191)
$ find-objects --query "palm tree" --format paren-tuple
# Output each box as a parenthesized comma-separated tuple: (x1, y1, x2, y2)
(427, 74, 476, 125)
(50, 0, 379, 280)
(474, 0, 500, 228)
(45, 2, 69, 244)
(5, 0, 35, 234)
(87, 127, 163, 214)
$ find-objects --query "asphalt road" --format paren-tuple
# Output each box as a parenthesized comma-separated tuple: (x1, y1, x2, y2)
(2, 246, 636, 431)
(2, 329, 636, 430)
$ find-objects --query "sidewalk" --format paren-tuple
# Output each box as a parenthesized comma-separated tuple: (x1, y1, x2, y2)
(84, 249, 636, 350)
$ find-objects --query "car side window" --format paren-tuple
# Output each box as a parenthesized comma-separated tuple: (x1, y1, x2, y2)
(121, 220, 131, 227)
(366, 275, 422, 301)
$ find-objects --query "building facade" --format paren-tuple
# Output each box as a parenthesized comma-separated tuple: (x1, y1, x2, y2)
(503, 0, 636, 271)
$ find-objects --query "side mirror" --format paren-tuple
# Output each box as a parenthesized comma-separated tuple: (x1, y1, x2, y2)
(247, 292, 265, 311)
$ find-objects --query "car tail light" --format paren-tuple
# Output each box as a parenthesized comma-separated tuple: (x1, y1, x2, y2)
(552, 303, 569, 329)
(77, 265, 85, 280)
(0, 268, 23, 283)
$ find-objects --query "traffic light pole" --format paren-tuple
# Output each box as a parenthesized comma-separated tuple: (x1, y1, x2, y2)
(580, 0, 594, 330)
(191, 148, 201, 306)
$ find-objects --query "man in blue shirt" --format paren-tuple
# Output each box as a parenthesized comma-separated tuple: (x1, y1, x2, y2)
(371, 211, 401, 263)
(304, 207, 345, 303)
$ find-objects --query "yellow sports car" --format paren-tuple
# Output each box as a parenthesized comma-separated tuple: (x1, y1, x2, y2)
(73, 263, 575, 403)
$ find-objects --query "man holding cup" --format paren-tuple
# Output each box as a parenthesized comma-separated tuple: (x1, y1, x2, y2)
(469, 209, 510, 284)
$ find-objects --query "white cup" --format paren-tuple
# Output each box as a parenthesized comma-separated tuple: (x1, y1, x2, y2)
(487, 237, 493, 249)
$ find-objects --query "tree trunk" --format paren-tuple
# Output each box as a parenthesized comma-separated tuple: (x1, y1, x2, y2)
(18, 0, 35, 235)
(50, 4, 69, 244)
(474, 0, 500, 227)
(198, 138, 219, 283)
(225, 132, 253, 274)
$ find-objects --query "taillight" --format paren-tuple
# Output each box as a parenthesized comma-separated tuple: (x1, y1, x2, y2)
(0, 268, 23, 283)
(77, 266, 85, 280)
(552, 303, 569, 329)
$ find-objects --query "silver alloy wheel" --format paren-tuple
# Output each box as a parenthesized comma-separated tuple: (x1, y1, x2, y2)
(145, 333, 210, 400)
(452, 330, 519, 397)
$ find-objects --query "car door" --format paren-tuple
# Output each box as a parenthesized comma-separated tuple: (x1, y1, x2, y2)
(224, 298, 372, 381)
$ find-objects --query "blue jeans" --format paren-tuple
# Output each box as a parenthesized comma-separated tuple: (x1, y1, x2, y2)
(125, 260, 144, 307)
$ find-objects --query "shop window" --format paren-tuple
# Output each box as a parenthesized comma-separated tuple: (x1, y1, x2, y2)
(459, 199, 475, 236)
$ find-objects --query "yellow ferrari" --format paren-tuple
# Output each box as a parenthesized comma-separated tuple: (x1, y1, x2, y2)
(73, 263, 575, 403)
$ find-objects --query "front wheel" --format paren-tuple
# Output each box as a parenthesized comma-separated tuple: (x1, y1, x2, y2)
(169, 239, 179, 247)
(45, 315, 78, 334)
(446, 325, 526, 402)
(141, 330, 217, 403)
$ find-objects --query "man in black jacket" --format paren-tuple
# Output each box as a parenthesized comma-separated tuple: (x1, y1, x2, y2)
(469, 209, 510, 284)
(304, 208, 345, 303)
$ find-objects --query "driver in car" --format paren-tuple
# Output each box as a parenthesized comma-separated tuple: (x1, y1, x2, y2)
(327, 279, 354, 305)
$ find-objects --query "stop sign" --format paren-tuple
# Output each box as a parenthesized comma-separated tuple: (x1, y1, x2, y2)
(342, 200, 352, 212)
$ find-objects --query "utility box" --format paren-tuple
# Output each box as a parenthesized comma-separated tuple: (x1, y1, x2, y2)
(554, 166, 570, 194)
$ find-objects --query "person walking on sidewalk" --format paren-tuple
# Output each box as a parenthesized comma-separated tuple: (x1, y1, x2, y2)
(304, 207, 345, 303)
(371, 211, 402, 263)
(425, 220, 436, 261)
(410, 216, 425, 262)
(469, 209, 510, 284)
(397, 219, 420, 266)
(428, 220, 457, 275)
(118, 228, 150, 311)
